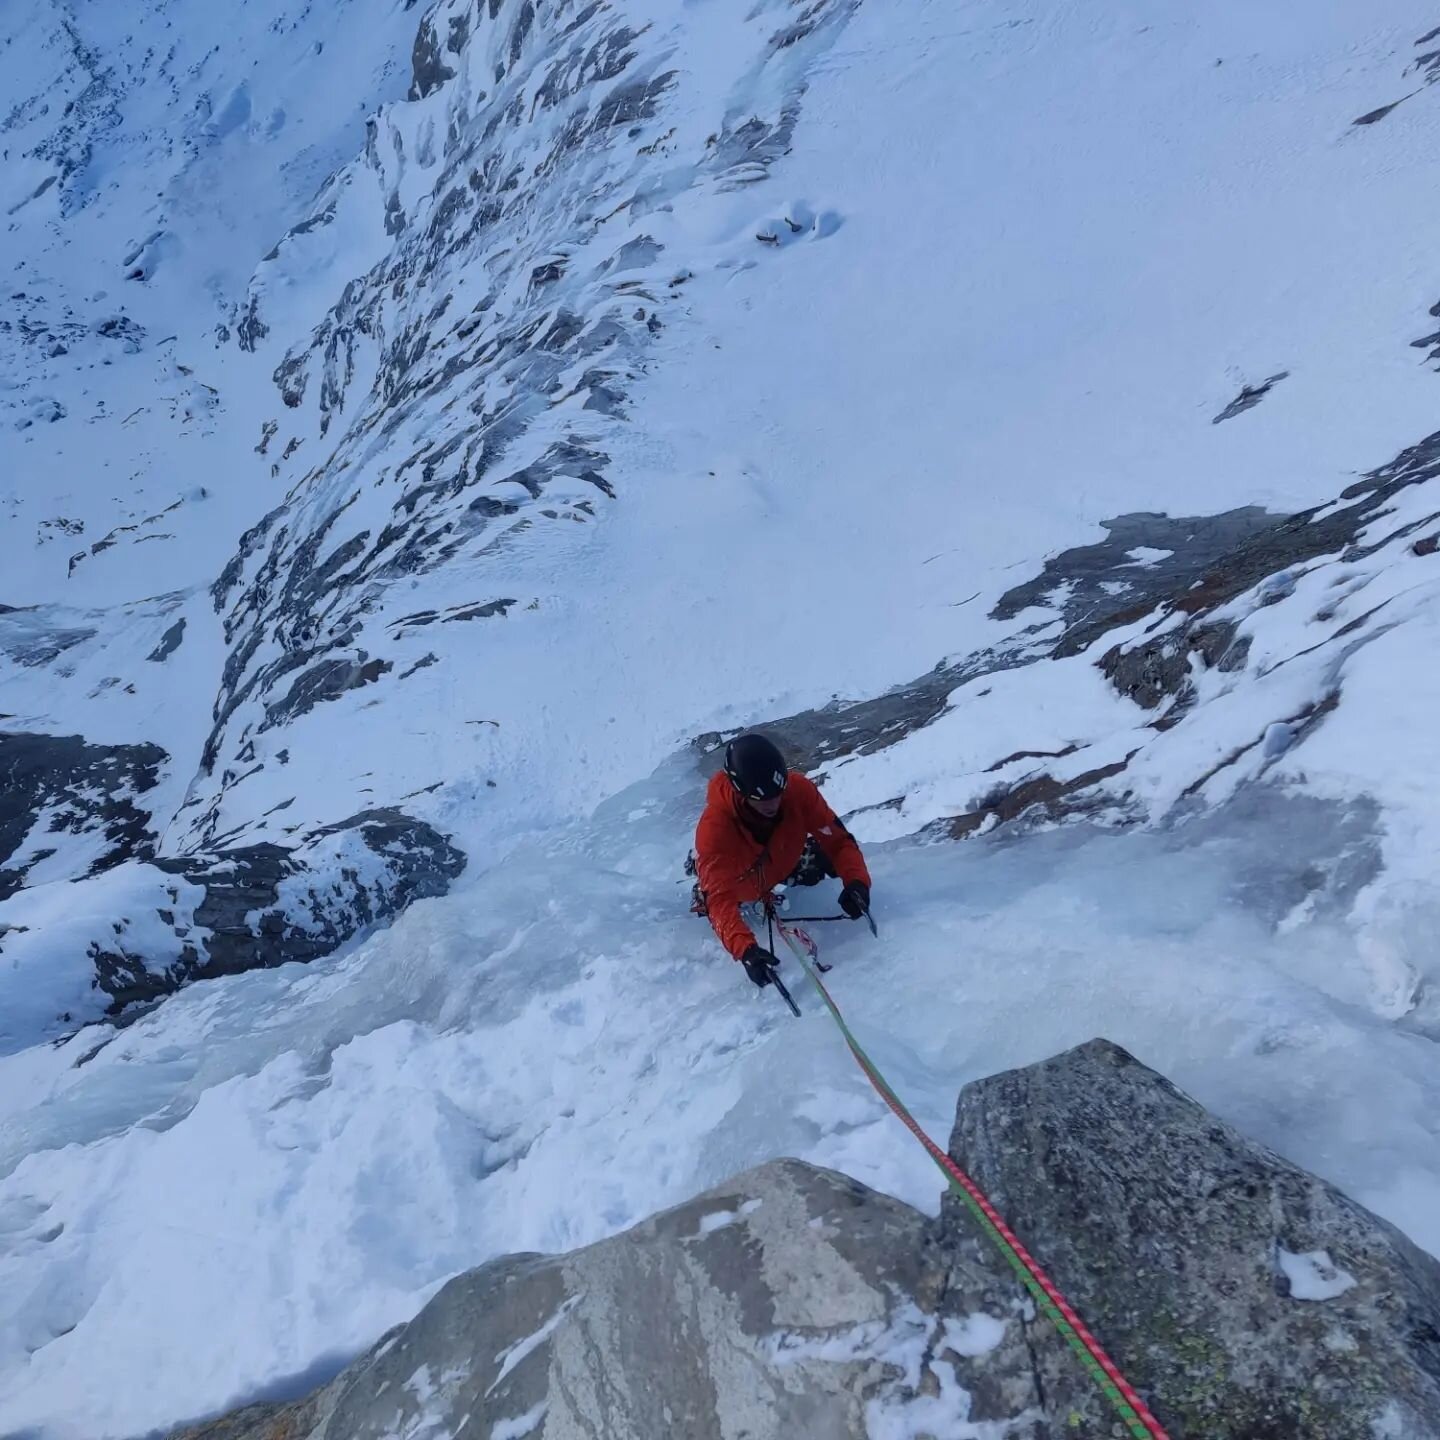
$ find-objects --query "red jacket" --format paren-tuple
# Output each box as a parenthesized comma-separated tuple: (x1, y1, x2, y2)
(694, 770, 870, 960)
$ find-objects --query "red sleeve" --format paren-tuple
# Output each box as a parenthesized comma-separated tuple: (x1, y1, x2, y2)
(793, 775, 870, 888)
(694, 812, 757, 961)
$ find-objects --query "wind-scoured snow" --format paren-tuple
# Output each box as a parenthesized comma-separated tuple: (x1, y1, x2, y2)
(5, 0, 1440, 1435)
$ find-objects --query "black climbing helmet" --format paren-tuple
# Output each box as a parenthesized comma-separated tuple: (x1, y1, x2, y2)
(725, 733, 788, 801)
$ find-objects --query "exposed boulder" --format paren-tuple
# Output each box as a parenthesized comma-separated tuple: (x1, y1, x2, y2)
(941, 1039, 1440, 1438)
(171, 1160, 1024, 1440)
(171, 1042, 1440, 1440)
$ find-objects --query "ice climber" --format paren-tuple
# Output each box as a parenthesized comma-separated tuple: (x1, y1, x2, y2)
(691, 732, 872, 990)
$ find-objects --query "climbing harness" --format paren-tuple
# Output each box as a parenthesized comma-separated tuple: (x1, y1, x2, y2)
(771, 918, 1172, 1440)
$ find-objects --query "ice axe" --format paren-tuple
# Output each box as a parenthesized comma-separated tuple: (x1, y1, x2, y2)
(779, 909, 879, 938)
(768, 968, 801, 1017)
(760, 907, 808, 1015)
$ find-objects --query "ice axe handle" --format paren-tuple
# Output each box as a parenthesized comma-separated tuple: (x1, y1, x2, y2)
(770, 970, 801, 1017)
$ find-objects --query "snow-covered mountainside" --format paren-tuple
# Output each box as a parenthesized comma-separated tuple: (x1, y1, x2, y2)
(4, 0, 1440, 1434)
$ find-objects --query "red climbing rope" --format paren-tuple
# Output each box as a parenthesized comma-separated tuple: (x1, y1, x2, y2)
(775, 921, 1172, 1440)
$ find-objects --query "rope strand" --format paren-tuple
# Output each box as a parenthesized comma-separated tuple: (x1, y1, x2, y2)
(773, 920, 1171, 1440)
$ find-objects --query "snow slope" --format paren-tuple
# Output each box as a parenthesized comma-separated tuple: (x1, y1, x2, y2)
(4, 0, 1440, 1434)
(3, 765, 1437, 1438)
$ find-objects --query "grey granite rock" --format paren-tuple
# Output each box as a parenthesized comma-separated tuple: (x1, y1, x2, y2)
(941, 1038, 1440, 1438)
(172, 1159, 1032, 1440)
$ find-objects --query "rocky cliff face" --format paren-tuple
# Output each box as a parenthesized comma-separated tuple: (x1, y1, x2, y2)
(174, 1040, 1440, 1440)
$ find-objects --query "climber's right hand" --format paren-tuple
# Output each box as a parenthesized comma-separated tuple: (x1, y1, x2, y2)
(740, 944, 779, 989)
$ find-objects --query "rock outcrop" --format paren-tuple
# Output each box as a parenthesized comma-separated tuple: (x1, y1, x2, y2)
(0, 730, 165, 901)
(941, 1038, 1440, 1438)
(173, 1161, 977, 1440)
(0, 801, 465, 1039)
(90, 808, 466, 1012)
(736, 420, 1440, 845)
(174, 1041, 1440, 1440)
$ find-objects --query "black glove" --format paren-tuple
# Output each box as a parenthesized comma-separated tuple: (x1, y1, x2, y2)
(839, 881, 871, 920)
(740, 944, 779, 988)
